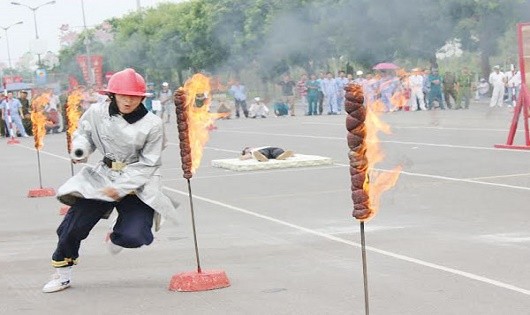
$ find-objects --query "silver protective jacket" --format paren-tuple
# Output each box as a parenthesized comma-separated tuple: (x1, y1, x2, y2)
(57, 100, 179, 224)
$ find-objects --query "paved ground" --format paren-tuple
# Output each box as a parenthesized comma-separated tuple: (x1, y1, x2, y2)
(2, 101, 530, 314)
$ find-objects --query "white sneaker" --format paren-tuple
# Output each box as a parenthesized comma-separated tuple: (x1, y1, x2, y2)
(105, 218, 123, 255)
(105, 231, 123, 255)
(42, 267, 72, 293)
(107, 236, 124, 255)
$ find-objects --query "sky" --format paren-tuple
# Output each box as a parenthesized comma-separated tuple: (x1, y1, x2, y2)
(0, 0, 184, 67)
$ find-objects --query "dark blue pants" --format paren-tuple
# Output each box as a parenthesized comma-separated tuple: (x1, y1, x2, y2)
(258, 147, 284, 159)
(51, 195, 154, 267)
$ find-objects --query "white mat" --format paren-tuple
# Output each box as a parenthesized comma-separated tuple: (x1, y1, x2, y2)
(211, 154, 333, 171)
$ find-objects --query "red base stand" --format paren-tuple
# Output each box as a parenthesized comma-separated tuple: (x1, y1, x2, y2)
(59, 205, 70, 215)
(494, 88, 530, 150)
(493, 144, 530, 150)
(27, 188, 56, 198)
(168, 270, 230, 292)
(7, 137, 20, 145)
(496, 25, 530, 150)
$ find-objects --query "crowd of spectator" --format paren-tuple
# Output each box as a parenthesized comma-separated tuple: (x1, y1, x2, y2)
(1, 64, 522, 138)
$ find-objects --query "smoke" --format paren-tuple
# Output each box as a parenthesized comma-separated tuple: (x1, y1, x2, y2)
(59, 0, 524, 90)
(211, 0, 456, 80)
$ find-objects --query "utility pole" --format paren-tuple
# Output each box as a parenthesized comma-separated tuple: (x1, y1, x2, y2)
(81, 0, 93, 85)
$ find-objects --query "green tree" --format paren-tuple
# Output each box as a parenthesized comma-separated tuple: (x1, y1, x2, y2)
(445, 0, 522, 78)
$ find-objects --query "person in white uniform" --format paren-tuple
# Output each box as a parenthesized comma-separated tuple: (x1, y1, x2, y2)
(488, 65, 507, 108)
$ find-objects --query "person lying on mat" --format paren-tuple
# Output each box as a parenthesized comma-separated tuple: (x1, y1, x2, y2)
(239, 146, 294, 162)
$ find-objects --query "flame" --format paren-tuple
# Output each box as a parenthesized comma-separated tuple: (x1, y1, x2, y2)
(361, 107, 402, 222)
(30, 93, 51, 150)
(390, 90, 408, 110)
(66, 88, 84, 153)
(183, 73, 221, 173)
(370, 99, 386, 112)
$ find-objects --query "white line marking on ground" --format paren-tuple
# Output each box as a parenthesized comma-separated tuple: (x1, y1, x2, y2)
(334, 163, 530, 191)
(12, 143, 530, 295)
(162, 185, 530, 296)
(467, 172, 530, 180)
(302, 122, 516, 132)
(15, 144, 71, 161)
(167, 143, 241, 154)
(161, 165, 344, 182)
(479, 233, 530, 244)
(213, 130, 530, 152)
(15, 143, 529, 191)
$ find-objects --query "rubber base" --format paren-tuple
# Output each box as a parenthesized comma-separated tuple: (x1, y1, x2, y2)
(27, 187, 56, 198)
(169, 270, 230, 292)
(59, 205, 70, 215)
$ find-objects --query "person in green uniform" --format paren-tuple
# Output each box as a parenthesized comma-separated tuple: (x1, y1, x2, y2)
(456, 67, 473, 109)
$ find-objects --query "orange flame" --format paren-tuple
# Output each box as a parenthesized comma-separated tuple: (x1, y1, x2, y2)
(390, 90, 408, 110)
(30, 93, 51, 150)
(66, 89, 83, 153)
(183, 73, 222, 173)
(361, 107, 402, 222)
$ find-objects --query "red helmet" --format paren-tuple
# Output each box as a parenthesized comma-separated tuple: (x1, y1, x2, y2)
(102, 68, 147, 96)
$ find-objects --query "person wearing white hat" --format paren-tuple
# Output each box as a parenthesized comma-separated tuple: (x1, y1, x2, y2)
(353, 70, 366, 85)
(248, 97, 269, 118)
(158, 82, 173, 123)
(488, 65, 507, 108)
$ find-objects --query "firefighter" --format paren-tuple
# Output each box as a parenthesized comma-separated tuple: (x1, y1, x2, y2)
(42, 68, 179, 293)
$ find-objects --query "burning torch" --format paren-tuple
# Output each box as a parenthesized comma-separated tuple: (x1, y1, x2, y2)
(28, 92, 56, 198)
(345, 83, 401, 314)
(168, 73, 230, 292)
(59, 88, 84, 215)
(65, 88, 84, 175)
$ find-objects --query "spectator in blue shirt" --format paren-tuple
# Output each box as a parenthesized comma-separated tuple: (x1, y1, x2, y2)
(229, 80, 249, 118)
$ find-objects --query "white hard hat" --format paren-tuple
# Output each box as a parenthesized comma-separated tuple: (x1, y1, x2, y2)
(162, 82, 169, 87)
(254, 97, 260, 102)
(356, 70, 363, 76)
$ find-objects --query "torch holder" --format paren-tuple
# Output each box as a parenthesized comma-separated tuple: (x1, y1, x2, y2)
(169, 269, 230, 292)
(59, 205, 70, 215)
(7, 137, 20, 145)
(27, 187, 56, 198)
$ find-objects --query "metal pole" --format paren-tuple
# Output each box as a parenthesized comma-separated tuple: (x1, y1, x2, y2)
(5, 30, 12, 68)
(81, 0, 93, 85)
(32, 9, 42, 67)
(36, 150, 43, 188)
(32, 9, 39, 39)
(2, 22, 23, 69)
(186, 178, 202, 273)
(360, 221, 370, 315)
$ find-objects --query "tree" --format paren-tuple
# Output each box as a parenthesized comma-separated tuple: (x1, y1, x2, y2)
(445, 0, 522, 78)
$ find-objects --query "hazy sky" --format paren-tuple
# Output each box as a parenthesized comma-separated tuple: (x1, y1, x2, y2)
(0, 0, 184, 66)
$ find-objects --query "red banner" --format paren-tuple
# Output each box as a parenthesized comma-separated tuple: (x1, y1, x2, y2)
(2, 75, 23, 84)
(68, 75, 79, 91)
(76, 54, 104, 87)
